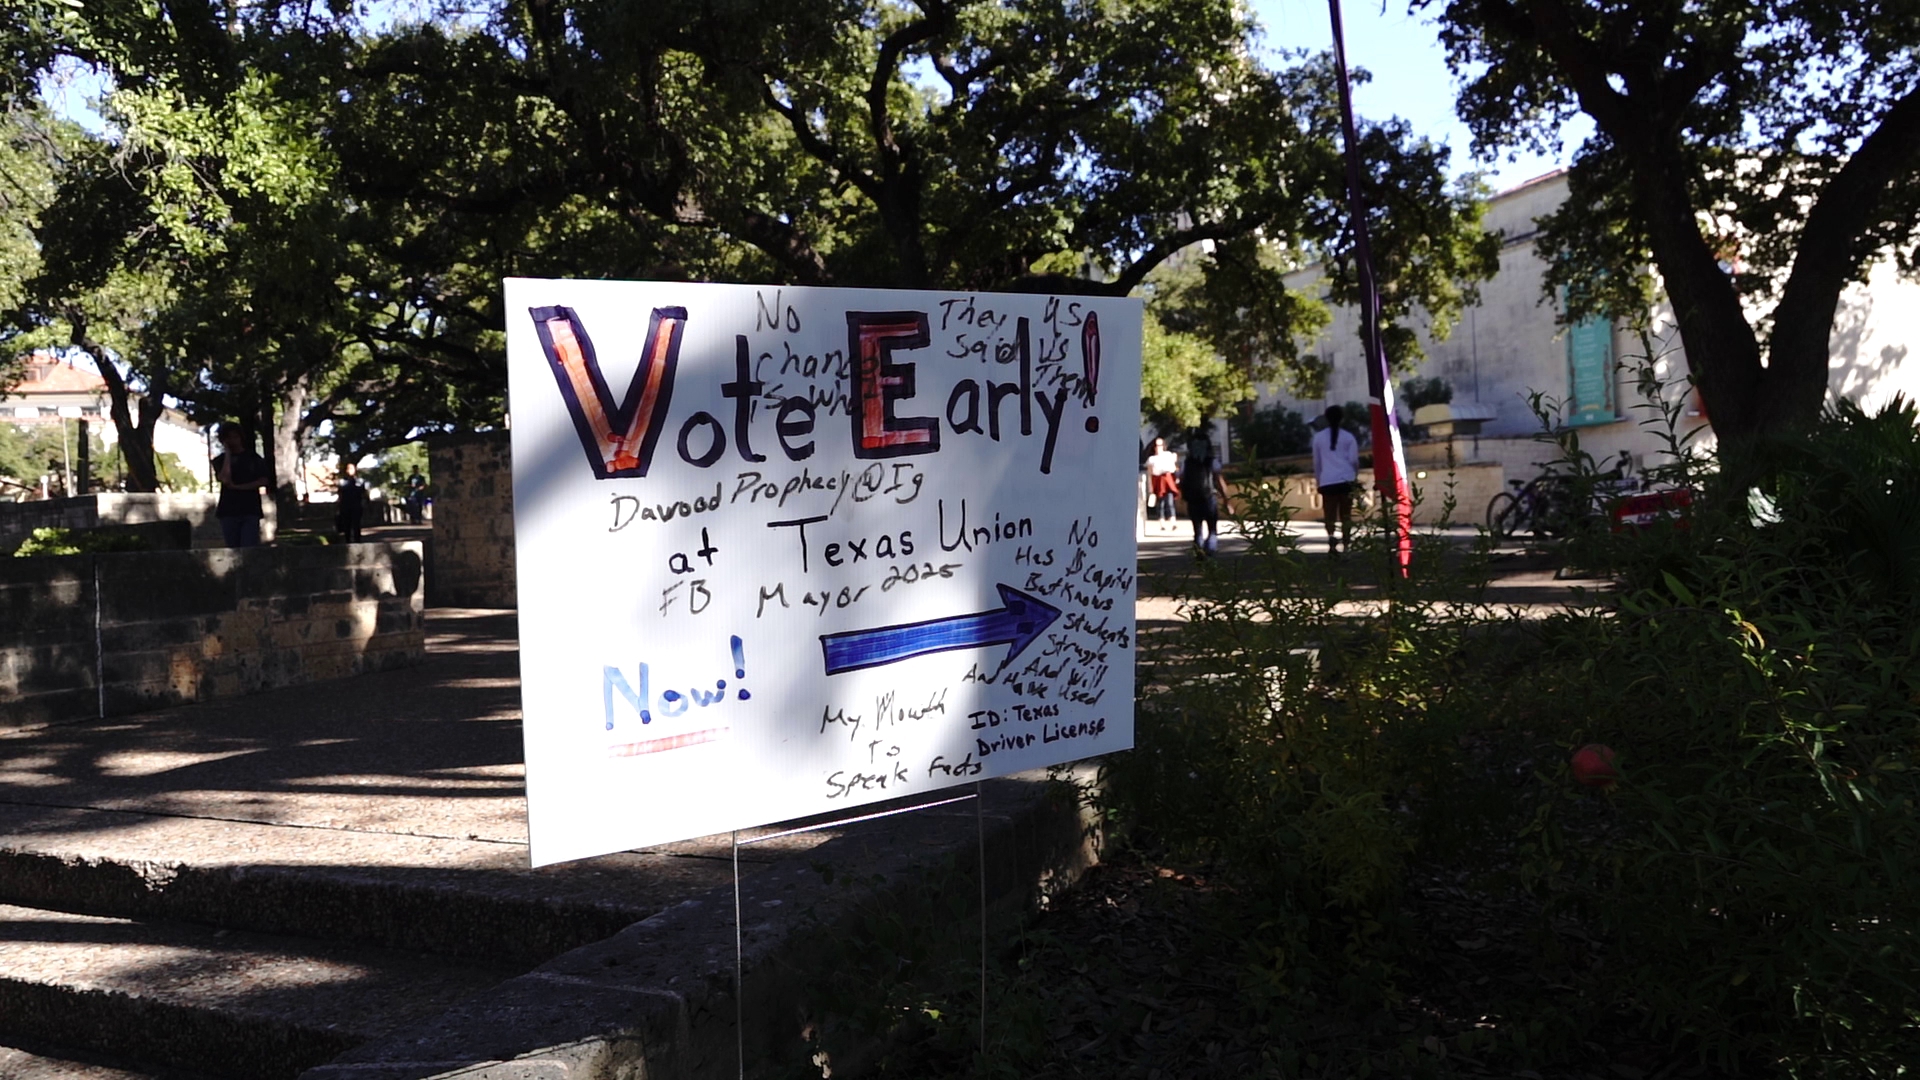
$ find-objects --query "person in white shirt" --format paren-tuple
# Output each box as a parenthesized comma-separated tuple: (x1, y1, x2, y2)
(1145, 437, 1179, 523)
(1310, 405, 1361, 555)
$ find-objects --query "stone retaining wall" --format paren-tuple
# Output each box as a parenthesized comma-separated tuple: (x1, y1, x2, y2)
(427, 432, 515, 608)
(0, 493, 278, 553)
(1235, 459, 1506, 527)
(1404, 460, 1507, 525)
(0, 557, 97, 728)
(1, 542, 424, 731)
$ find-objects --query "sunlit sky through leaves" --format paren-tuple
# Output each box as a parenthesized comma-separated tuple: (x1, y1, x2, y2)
(1249, 0, 1592, 193)
(31, 2, 1592, 198)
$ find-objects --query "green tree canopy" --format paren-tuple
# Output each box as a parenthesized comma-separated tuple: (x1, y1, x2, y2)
(8, 0, 1500, 482)
(0, 103, 66, 390)
(1140, 314, 1249, 432)
(1428, 0, 1920, 451)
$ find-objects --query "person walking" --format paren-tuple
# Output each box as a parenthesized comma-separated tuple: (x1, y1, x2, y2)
(405, 469, 427, 524)
(1146, 437, 1179, 526)
(213, 424, 270, 548)
(1180, 428, 1231, 556)
(1310, 404, 1361, 555)
(335, 462, 366, 543)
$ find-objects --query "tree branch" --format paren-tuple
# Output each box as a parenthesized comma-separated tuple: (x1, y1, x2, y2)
(866, 3, 951, 168)
(1508, 0, 1761, 414)
(759, 76, 879, 202)
(1505, 0, 1634, 137)
(928, 52, 971, 101)
(1103, 218, 1253, 296)
(1768, 83, 1920, 386)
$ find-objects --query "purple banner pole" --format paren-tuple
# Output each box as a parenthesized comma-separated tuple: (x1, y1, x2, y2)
(1326, 0, 1413, 576)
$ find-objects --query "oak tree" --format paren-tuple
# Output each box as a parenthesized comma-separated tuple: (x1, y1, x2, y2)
(11, 0, 1501, 475)
(1429, 0, 1920, 449)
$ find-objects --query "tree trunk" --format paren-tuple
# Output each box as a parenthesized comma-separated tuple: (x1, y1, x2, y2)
(67, 314, 160, 493)
(270, 378, 309, 512)
(1502, 0, 1835, 455)
(255, 403, 277, 499)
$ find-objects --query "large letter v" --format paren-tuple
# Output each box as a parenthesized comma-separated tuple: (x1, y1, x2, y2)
(530, 305, 687, 479)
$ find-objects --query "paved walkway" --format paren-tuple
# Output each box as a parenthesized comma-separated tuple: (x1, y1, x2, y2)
(0, 609, 835, 917)
(0, 527, 1591, 880)
(0, 610, 856, 1079)
(1134, 517, 1613, 612)
(2, 528, 1592, 839)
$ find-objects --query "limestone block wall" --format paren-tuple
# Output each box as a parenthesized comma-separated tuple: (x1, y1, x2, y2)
(0, 493, 277, 553)
(0, 557, 99, 727)
(0, 542, 424, 731)
(427, 431, 515, 608)
(1263, 473, 1326, 520)
(1227, 459, 1506, 528)
(1404, 461, 1506, 525)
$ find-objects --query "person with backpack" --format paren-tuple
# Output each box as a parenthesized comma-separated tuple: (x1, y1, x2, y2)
(1179, 428, 1231, 555)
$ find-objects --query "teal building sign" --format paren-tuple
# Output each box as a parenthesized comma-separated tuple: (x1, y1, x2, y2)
(1566, 316, 1615, 426)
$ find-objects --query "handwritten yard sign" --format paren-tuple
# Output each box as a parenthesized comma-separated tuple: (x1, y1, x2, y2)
(505, 279, 1141, 866)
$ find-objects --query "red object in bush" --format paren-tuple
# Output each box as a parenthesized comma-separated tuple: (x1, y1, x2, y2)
(1611, 487, 1693, 533)
(1571, 744, 1620, 789)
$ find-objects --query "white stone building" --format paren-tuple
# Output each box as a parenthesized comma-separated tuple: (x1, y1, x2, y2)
(1259, 170, 1920, 489)
(2, 354, 210, 493)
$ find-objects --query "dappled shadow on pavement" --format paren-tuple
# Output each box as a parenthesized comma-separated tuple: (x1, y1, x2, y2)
(1, 610, 531, 844)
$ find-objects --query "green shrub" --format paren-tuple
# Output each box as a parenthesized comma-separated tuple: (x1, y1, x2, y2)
(793, 392, 1920, 1076)
(1235, 402, 1314, 459)
(1110, 397, 1920, 1074)
(12, 526, 152, 557)
(1528, 587, 1920, 1073)
(1515, 404, 1920, 1075)
(1757, 396, 1920, 610)
(1400, 375, 1453, 411)
(1105, 481, 1504, 1017)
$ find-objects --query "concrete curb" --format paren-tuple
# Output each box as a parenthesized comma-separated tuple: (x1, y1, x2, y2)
(0, 846, 645, 971)
(302, 770, 1098, 1079)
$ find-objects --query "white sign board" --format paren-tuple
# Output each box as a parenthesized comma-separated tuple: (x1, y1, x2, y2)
(505, 279, 1140, 866)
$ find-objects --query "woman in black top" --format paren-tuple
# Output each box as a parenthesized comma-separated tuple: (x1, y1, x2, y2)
(1179, 429, 1232, 555)
(213, 424, 271, 548)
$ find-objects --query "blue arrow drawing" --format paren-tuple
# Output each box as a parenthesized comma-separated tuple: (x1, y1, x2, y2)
(820, 583, 1064, 676)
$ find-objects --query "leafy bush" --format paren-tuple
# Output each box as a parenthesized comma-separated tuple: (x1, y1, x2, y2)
(1140, 316, 1252, 432)
(1514, 400, 1920, 1075)
(363, 440, 430, 501)
(1106, 483, 1503, 1019)
(1235, 400, 1372, 463)
(794, 394, 1920, 1077)
(1400, 375, 1453, 411)
(12, 526, 152, 557)
(155, 450, 203, 492)
(1102, 396, 1920, 1074)
(1754, 396, 1920, 610)
(1234, 402, 1314, 460)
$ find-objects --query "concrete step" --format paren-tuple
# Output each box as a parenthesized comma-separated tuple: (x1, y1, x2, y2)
(0, 902, 515, 1080)
(0, 1039, 217, 1080)
(0, 609, 1101, 1077)
(0, 803, 794, 969)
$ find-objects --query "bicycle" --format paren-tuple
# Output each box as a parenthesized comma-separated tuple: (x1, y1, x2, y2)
(1487, 454, 1639, 542)
(1486, 473, 1574, 540)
